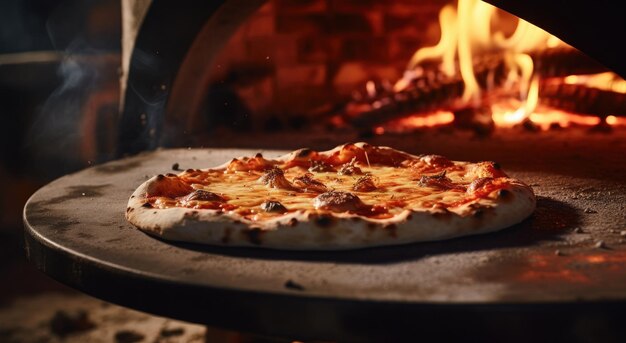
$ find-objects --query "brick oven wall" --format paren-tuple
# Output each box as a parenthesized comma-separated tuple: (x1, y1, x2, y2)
(206, 0, 448, 129)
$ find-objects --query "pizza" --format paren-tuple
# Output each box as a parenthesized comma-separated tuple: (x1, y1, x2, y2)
(125, 142, 536, 250)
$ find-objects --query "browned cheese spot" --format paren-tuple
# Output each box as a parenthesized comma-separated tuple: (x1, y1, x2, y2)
(184, 190, 225, 202)
(419, 171, 466, 192)
(142, 202, 153, 208)
(309, 160, 336, 173)
(293, 173, 328, 193)
(337, 158, 363, 176)
(288, 218, 299, 226)
(353, 175, 377, 192)
(261, 200, 288, 213)
(421, 155, 454, 168)
(467, 177, 494, 194)
(258, 167, 294, 190)
(313, 191, 365, 212)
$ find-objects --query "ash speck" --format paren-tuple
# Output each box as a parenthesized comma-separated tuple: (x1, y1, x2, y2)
(284, 279, 304, 291)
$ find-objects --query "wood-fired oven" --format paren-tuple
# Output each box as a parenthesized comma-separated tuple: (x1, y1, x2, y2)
(22, 0, 626, 342)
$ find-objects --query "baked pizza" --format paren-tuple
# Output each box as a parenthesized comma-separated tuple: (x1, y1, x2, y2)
(126, 143, 536, 250)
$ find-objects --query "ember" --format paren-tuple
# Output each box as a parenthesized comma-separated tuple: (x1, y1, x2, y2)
(340, 0, 626, 134)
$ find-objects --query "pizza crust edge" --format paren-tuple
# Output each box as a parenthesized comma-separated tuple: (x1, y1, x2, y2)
(125, 143, 536, 250)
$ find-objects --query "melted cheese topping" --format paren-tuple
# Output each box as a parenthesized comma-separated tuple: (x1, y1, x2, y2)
(145, 145, 510, 222)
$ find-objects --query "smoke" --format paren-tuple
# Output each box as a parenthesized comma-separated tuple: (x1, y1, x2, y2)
(117, 45, 170, 155)
(24, 42, 99, 170)
(22, 0, 120, 178)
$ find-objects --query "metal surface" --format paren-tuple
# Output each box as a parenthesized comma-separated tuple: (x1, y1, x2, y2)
(23, 134, 626, 342)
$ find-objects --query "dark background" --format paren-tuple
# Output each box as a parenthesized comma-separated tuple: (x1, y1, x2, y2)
(0, 0, 121, 305)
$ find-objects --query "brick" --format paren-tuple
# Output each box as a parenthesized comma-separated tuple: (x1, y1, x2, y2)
(276, 64, 327, 89)
(387, 2, 442, 14)
(277, 11, 374, 35)
(297, 36, 329, 63)
(389, 0, 448, 6)
(369, 65, 401, 82)
(332, 62, 369, 89)
(256, 1, 275, 15)
(328, 12, 373, 34)
(246, 37, 279, 62)
(363, 11, 384, 36)
(275, 0, 327, 13)
(331, 0, 380, 11)
(338, 37, 389, 62)
(237, 77, 275, 113)
(244, 14, 275, 37)
(272, 85, 336, 116)
(332, 62, 401, 96)
(276, 14, 327, 34)
(272, 34, 299, 64)
(389, 36, 424, 62)
(384, 13, 433, 35)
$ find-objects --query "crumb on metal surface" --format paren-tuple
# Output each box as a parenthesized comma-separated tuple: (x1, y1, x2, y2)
(284, 279, 305, 291)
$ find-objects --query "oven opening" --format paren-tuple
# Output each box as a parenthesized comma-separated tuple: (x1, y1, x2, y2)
(158, 0, 625, 151)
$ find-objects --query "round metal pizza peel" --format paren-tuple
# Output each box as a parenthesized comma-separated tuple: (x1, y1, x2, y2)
(23, 147, 626, 342)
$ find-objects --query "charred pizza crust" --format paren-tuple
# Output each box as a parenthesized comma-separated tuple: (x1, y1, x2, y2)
(126, 143, 536, 250)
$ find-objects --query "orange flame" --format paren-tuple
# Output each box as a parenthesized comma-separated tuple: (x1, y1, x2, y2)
(390, 0, 626, 131)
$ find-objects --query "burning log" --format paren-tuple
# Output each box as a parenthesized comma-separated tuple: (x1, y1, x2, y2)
(539, 83, 626, 117)
(341, 48, 612, 129)
(532, 48, 609, 78)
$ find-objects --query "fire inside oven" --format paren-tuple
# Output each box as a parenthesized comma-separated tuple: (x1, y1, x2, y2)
(118, 0, 626, 156)
(16, 1, 626, 341)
